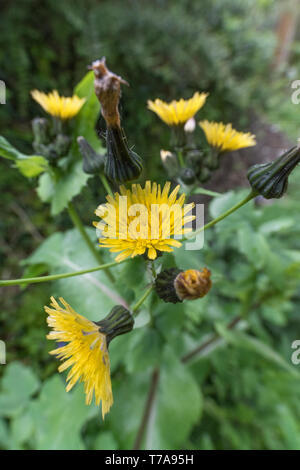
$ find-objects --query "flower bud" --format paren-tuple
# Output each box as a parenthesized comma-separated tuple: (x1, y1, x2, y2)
(95, 305, 134, 345)
(155, 267, 212, 303)
(179, 167, 196, 185)
(53, 134, 71, 157)
(160, 149, 180, 178)
(247, 146, 300, 199)
(105, 126, 143, 183)
(32, 117, 50, 146)
(77, 136, 105, 174)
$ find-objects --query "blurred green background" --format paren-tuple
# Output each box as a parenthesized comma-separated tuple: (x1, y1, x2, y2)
(1, 0, 300, 450)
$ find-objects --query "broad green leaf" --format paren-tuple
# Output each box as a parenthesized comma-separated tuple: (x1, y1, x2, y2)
(126, 328, 163, 374)
(92, 431, 118, 450)
(28, 375, 97, 450)
(0, 362, 40, 418)
(23, 228, 123, 318)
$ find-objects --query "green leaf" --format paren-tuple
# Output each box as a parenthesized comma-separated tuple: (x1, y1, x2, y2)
(148, 346, 202, 449)
(215, 324, 299, 377)
(28, 375, 97, 450)
(126, 328, 164, 374)
(0, 136, 48, 177)
(72, 71, 103, 154)
(23, 228, 123, 318)
(0, 362, 40, 417)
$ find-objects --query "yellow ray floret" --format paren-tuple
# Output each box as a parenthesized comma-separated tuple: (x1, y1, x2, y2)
(31, 90, 86, 120)
(147, 92, 208, 126)
(94, 181, 195, 262)
(45, 297, 113, 419)
(199, 120, 256, 153)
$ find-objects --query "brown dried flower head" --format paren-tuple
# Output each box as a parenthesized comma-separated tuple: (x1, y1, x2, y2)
(174, 268, 212, 301)
(91, 57, 128, 128)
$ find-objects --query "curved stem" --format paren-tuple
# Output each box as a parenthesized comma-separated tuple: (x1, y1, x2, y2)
(183, 190, 257, 241)
(0, 260, 125, 287)
(67, 201, 115, 283)
(132, 285, 154, 315)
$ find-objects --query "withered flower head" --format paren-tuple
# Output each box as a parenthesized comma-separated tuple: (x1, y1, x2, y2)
(155, 267, 212, 303)
(91, 57, 128, 128)
(174, 268, 212, 301)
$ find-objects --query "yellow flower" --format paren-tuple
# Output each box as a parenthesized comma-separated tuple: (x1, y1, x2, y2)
(199, 120, 256, 153)
(94, 181, 195, 262)
(31, 90, 86, 120)
(147, 92, 208, 126)
(45, 296, 113, 419)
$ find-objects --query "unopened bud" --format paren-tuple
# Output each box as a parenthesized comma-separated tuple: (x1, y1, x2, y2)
(247, 146, 300, 199)
(179, 167, 196, 185)
(160, 149, 179, 178)
(77, 136, 104, 174)
(95, 305, 134, 345)
(184, 117, 196, 133)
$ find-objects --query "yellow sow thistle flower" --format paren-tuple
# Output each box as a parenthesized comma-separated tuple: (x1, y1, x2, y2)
(45, 297, 113, 419)
(31, 90, 86, 120)
(199, 120, 256, 153)
(147, 92, 208, 126)
(94, 181, 195, 262)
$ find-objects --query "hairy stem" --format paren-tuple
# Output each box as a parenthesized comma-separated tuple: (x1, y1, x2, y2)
(0, 260, 125, 287)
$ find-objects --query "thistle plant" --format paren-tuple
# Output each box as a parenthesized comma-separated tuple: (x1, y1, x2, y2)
(1, 58, 300, 448)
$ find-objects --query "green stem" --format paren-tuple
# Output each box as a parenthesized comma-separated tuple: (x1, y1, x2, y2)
(67, 201, 115, 283)
(177, 150, 185, 168)
(0, 260, 125, 287)
(183, 190, 257, 241)
(132, 285, 154, 315)
(100, 173, 114, 198)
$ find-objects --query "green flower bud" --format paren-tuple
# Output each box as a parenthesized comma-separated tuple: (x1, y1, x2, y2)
(105, 126, 143, 183)
(77, 136, 105, 175)
(54, 134, 71, 157)
(32, 117, 50, 146)
(95, 305, 134, 345)
(247, 146, 300, 199)
(160, 150, 179, 178)
(179, 167, 196, 185)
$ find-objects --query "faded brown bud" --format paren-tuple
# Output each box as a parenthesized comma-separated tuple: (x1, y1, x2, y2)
(174, 268, 212, 300)
(91, 57, 128, 128)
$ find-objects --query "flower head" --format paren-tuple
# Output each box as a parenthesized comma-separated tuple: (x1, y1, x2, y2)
(94, 181, 195, 262)
(147, 92, 208, 126)
(174, 268, 212, 300)
(199, 120, 256, 153)
(45, 296, 113, 419)
(31, 90, 86, 120)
